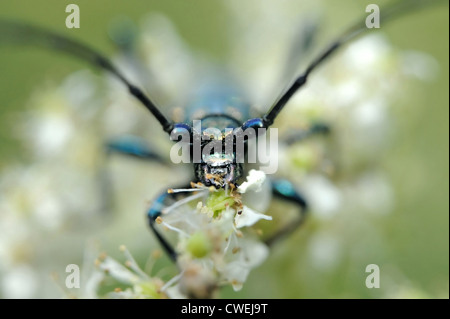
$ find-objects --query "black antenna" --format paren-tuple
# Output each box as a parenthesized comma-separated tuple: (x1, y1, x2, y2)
(262, 0, 446, 127)
(0, 20, 174, 133)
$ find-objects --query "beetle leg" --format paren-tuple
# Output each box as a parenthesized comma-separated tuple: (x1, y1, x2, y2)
(147, 184, 194, 262)
(282, 122, 330, 146)
(264, 179, 308, 247)
(106, 135, 167, 164)
(97, 135, 168, 215)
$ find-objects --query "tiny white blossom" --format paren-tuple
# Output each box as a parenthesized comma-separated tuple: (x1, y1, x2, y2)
(234, 205, 272, 229)
(156, 169, 274, 296)
(98, 257, 141, 285)
(237, 169, 266, 193)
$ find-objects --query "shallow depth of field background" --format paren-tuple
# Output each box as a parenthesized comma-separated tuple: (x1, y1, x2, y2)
(0, 0, 448, 298)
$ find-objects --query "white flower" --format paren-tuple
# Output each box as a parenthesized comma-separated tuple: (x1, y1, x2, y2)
(94, 246, 167, 299)
(220, 238, 269, 291)
(156, 170, 273, 296)
(238, 169, 266, 193)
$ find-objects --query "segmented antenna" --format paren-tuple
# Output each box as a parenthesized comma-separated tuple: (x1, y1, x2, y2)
(262, 0, 446, 127)
(0, 20, 174, 133)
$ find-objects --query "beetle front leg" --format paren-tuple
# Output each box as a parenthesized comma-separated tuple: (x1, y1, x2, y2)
(98, 135, 169, 214)
(147, 184, 193, 263)
(282, 122, 330, 146)
(106, 135, 167, 164)
(264, 179, 308, 247)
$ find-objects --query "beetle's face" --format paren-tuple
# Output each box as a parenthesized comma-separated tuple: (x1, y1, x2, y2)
(195, 153, 242, 188)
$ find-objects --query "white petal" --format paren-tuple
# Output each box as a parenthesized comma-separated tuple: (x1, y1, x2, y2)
(165, 284, 187, 299)
(83, 270, 105, 299)
(234, 206, 272, 229)
(222, 262, 249, 291)
(99, 257, 140, 285)
(241, 174, 272, 212)
(237, 169, 266, 193)
(240, 238, 270, 268)
(221, 239, 269, 290)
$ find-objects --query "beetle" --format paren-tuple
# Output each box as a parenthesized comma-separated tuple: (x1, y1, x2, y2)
(0, 0, 444, 263)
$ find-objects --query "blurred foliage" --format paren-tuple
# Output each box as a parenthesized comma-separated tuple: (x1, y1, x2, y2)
(0, 0, 448, 298)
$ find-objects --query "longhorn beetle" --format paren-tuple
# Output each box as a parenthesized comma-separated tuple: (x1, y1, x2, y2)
(0, 0, 445, 262)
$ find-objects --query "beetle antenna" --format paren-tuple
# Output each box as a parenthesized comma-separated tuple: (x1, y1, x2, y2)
(262, 0, 446, 127)
(0, 19, 174, 133)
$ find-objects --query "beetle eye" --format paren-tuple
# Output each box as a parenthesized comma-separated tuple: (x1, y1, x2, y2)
(233, 118, 265, 142)
(170, 123, 192, 142)
(241, 118, 265, 131)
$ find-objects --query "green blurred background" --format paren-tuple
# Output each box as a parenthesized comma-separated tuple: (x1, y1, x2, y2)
(0, 0, 448, 298)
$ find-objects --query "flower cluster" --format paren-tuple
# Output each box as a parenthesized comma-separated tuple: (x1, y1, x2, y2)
(65, 169, 272, 299)
(154, 169, 272, 297)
